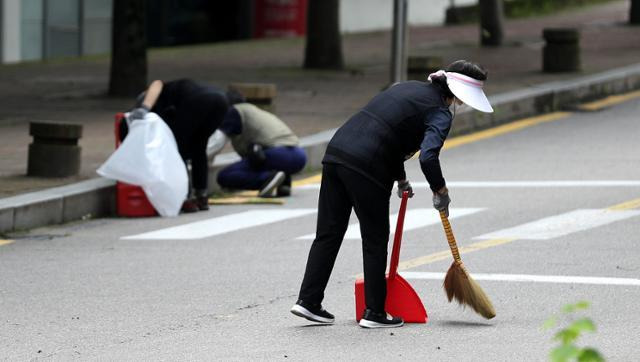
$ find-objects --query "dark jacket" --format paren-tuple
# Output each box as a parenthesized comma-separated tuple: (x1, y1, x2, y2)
(152, 79, 228, 157)
(323, 81, 452, 191)
(153, 79, 228, 190)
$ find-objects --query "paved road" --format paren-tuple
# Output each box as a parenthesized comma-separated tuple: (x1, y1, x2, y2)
(1, 98, 640, 360)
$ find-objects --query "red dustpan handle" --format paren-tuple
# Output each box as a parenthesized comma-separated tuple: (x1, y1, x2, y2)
(388, 191, 409, 279)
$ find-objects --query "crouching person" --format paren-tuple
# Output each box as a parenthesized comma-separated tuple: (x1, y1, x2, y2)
(208, 91, 307, 197)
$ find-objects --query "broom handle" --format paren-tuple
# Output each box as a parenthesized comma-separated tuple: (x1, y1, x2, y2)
(439, 210, 462, 263)
(388, 191, 409, 279)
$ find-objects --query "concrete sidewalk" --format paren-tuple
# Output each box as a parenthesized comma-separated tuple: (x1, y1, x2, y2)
(1, 1, 639, 232)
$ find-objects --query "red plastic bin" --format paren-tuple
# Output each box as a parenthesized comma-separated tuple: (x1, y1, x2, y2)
(114, 113, 157, 217)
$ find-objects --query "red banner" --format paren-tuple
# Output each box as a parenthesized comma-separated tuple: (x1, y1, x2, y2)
(254, 0, 307, 38)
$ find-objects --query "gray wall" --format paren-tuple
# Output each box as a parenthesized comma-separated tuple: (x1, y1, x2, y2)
(3, 0, 112, 63)
(21, 0, 43, 60)
(82, 0, 111, 55)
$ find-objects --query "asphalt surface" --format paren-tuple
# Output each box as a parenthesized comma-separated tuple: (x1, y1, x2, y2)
(1, 98, 640, 360)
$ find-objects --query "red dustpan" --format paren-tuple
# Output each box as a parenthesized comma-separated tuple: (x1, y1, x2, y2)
(354, 191, 428, 323)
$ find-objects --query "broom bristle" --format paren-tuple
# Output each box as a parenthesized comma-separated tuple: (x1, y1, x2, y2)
(443, 261, 496, 319)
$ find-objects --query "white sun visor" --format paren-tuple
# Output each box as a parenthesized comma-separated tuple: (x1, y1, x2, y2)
(446, 72, 494, 113)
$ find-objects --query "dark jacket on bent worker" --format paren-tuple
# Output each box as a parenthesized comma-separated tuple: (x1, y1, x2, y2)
(323, 80, 452, 192)
(126, 79, 228, 192)
(153, 78, 228, 160)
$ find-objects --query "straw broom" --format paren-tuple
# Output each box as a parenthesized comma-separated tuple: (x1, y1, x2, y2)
(439, 210, 496, 319)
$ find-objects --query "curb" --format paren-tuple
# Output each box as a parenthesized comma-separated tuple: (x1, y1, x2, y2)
(0, 178, 115, 234)
(2, 63, 640, 234)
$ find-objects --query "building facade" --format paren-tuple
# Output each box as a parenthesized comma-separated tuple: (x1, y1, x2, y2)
(1, 0, 475, 64)
(1, 0, 112, 63)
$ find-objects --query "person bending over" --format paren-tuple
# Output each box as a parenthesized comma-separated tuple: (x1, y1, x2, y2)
(290, 60, 494, 328)
(124, 78, 229, 212)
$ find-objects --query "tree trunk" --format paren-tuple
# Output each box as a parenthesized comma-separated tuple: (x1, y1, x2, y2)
(108, 0, 147, 97)
(479, 0, 504, 46)
(631, 0, 640, 25)
(304, 0, 344, 70)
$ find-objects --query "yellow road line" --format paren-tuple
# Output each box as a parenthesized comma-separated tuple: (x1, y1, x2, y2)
(607, 198, 640, 211)
(354, 238, 517, 278)
(292, 173, 322, 187)
(235, 190, 259, 197)
(443, 112, 571, 150)
(578, 90, 640, 112)
(0, 239, 14, 247)
(397, 250, 452, 270)
(397, 238, 517, 271)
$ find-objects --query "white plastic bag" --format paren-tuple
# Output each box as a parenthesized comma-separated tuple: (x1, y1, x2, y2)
(97, 112, 188, 217)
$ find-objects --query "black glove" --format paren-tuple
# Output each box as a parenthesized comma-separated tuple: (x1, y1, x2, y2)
(396, 180, 414, 198)
(129, 105, 150, 121)
(247, 144, 267, 169)
(433, 188, 451, 217)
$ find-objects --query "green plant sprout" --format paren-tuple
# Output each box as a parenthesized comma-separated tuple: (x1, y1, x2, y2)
(543, 301, 604, 362)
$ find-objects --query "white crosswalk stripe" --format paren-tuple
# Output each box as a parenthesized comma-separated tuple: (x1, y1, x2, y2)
(122, 209, 316, 240)
(296, 208, 485, 240)
(400, 272, 640, 286)
(474, 209, 640, 240)
(295, 180, 640, 190)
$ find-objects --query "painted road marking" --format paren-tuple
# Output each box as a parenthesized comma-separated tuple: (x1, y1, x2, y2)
(394, 196, 640, 271)
(443, 112, 571, 150)
(297, 208, 484, 240)
(122, 209, 316, 240)
(474, 209, 640, 241)
(292, 173, 322, 187)
(400, 272, 640, 286)
(0, 239, 14, 247)
(577, 89, 640, 112)
(295, 180, 640, 191)
(420, 180, 640, 188)
(608, 197, 640, 211)
(397, 238, 516, 271)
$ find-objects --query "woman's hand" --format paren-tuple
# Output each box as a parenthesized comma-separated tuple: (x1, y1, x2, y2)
(397, 180, 414, 198)
(432, 186, 450, 216)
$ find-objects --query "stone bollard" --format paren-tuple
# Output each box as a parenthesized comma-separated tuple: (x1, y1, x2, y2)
(228, 83, 277, 112)
(407, 56, 443, 81)
(27, 122, 82, 177)
(543, 28, 580, 73)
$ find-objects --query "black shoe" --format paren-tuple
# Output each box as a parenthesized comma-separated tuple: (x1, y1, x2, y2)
(195, 196, 209, 211)
(181, 199, 199, 213)
(359, 309, 404, 329)
(290, 300, 334, 324)
(258, 171, 286, 198)
(276, 184, 291, 197)
(276, 175, 292, 197)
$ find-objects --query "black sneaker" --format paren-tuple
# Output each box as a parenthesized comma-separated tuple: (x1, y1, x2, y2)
(290, 300, 334, 324)
(359, 309, 404, 329)
(276, 174, 292, 197)
(258, 171, 286, 198)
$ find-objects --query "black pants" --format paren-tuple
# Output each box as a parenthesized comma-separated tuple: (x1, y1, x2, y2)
(298, 163, 391, 313)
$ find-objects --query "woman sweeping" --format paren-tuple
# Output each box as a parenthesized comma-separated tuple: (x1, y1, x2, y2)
(290, 60, 494, 328)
